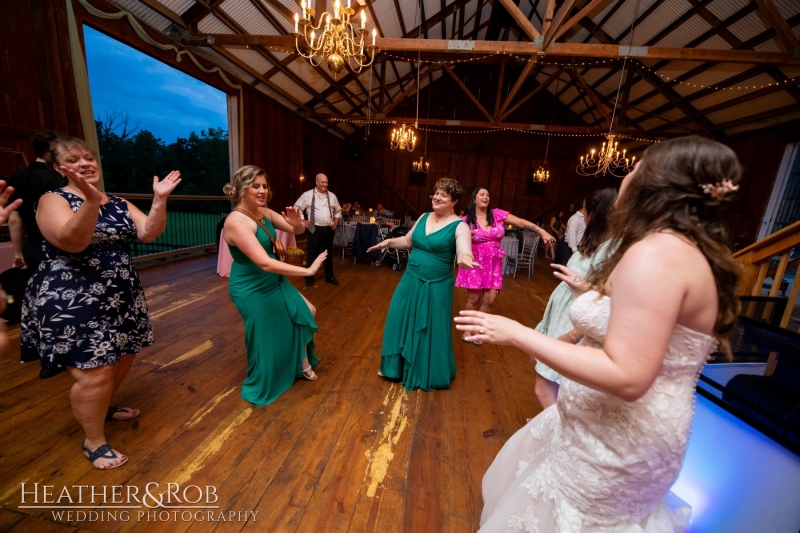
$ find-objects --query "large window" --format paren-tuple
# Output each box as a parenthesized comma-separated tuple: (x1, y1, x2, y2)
(84, 26, 229, 196)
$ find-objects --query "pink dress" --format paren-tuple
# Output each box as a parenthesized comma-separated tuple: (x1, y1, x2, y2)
(455, 209, 508, 291)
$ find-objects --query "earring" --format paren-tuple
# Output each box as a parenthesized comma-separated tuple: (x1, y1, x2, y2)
(450, 208, 454, 214)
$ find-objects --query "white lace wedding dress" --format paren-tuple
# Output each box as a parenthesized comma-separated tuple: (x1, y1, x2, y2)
(479, 291, 717, 532)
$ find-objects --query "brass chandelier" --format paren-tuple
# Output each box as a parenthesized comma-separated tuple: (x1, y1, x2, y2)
(576, 134, 635, 178)
(391, 123, 416, 152)
(292, 0, 378, 78)
(412, 155, 429, 173)
(533, 166, 550, 183)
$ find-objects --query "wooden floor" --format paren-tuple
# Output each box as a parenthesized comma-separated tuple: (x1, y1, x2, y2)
(0, 252, 560, 533)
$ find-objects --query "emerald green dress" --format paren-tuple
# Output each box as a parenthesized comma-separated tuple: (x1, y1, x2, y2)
(228, 216, 319, 406)
(380, 212, 461, 392)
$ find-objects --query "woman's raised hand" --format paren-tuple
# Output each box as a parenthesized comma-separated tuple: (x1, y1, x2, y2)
(282, 206, 303, 226)
(306, 250, 328, 275)
(367, 240, 387, 253)
(153, 171, 182, 199)
(454, 310, 520, 346)
(457, 255, 482, 270)
(65, 169, 104, 204)
(539, 231, 556, 244)
(551, 263, 588, 291)
(0, 181, 22, 226)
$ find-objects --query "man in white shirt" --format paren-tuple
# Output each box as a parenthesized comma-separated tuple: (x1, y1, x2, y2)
(294, 173, 342, 286)
(565, 199, 587, 254)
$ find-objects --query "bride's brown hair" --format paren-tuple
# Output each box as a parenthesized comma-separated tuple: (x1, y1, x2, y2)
(590, 135, 742, 357)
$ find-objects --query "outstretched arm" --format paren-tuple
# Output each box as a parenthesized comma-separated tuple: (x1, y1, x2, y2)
(456, 238, 692, 402)
(36, 173, 102, 253)
(225, 213, 325, 277)
(267, 207, 305, 235)
(455, 222, 481, 269)
(505, 213, 554, 244)
(367, 218, 419, 253)
(125, 171, 182, 243)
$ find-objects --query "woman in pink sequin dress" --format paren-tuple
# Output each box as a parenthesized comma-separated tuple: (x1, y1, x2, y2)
(456, 187, 555, 344)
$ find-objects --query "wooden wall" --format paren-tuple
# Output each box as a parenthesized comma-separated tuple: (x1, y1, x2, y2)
(723, 123, 800, 249)
(0, 0, 83, 176)
(334, 125, 602, 224)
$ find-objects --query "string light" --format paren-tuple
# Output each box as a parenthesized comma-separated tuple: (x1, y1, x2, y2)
(328, 118, 659, 142)
(378, 52, 798, 93)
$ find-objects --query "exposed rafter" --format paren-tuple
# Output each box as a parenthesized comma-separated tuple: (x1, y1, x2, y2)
(443, 64, 494, 121)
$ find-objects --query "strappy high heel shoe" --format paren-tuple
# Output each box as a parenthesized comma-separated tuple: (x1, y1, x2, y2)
(302, 365, 318, 381)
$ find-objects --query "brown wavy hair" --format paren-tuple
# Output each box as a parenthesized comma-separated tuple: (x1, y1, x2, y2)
(590, 136, 742, 357)
(433, 177, 463, 201)
(578, 187, 617, 257)
(223, 165, 272, 203)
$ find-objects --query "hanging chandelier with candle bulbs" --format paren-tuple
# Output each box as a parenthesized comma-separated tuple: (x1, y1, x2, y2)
(412, 155, 429, 173)
(292, 0, 378, 78)
(533, 166, 550, 183)
(576, 134, 635, 178)
(391, 123, 416, 152)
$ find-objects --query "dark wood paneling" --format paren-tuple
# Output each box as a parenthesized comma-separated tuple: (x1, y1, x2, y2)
(0, 0, 82, 175)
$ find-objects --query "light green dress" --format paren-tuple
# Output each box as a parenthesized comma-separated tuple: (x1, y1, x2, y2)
(228, 216, 319, 406)
(534, 240, 614, 383)
(380, 213, 460, 392)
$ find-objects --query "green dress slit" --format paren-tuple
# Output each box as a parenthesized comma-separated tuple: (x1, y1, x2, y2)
(228, 216, 319, 406)
(380, 212, 460, 392)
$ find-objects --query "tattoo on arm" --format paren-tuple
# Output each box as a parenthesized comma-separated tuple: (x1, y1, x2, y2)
(526, 223, 542, 232)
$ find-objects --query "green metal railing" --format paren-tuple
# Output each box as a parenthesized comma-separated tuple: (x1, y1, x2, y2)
(111, 193, 230, 263)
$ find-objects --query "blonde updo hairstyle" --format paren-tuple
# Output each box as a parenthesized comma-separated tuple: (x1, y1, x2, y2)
(223, 165, 272, 203)
(433, 177, 463, 202)
(49, 136, 98, 168)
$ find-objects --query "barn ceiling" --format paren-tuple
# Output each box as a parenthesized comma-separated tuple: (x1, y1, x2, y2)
(99, 0, 800, 143)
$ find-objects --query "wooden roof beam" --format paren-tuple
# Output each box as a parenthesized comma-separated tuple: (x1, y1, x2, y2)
(369, 38, 800, 64)
(754, 0, 800, 53)
(496, 56, 540, 119)
(499, 67, 561, 122)
(712, 103, 800, 133)
(405, 0, 475, 38)
(182, 0, 225, 29)
(571, 67, 612, 126)
(496, 0, 541, 40)
(552, 0, 607, 41)
(443, 64, 494, 122)
(311, 114, 677, 138)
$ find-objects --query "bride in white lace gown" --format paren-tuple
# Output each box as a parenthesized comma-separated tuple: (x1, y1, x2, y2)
(455, 136, 743, 532)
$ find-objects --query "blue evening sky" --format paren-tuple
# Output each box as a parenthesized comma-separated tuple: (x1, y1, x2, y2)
(84, 26, 228, 143)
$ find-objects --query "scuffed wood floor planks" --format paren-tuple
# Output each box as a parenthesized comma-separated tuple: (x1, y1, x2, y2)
(0, 254, 559, 533)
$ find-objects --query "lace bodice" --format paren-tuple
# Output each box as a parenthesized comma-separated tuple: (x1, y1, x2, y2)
(506, 291, 717, 530)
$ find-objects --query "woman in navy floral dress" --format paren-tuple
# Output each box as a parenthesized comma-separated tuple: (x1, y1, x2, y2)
(21, 136, 181, 470)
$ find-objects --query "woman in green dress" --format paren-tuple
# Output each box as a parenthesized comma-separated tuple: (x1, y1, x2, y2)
(368, 178, 481, 392)
(532, 187, 618, 408)
(223, 166, 327, 406)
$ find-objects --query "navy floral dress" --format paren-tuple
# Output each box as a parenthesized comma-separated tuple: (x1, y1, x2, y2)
(21, 189, 154, 369)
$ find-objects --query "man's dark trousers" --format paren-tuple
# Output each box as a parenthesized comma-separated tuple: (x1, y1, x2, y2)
(305, 225, 335, 283)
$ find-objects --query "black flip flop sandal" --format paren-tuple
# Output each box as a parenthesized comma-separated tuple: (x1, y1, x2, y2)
(106, 406, 140, 421)
(82, 442, 128, 470)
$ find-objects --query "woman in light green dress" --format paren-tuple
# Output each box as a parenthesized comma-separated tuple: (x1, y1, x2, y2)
(223, 166, 327, 406)
(533, 187, 618, 408)
(368, 178, 481, 392)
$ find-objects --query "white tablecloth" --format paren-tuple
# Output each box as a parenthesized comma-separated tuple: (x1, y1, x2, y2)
(501, 236, 518, 275)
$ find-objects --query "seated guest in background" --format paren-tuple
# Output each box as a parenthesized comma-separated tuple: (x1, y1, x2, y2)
(532, 187, 617, 409)
(7, 130, 67, 271)
(456, 186, 555, 345)
(352, 201, 363, 216)
(375, 203, 391, 217)
(457, 136, 742, 531)
(22, 136, 182, 470)
(224, 166, 326, 406)
(6, 131, 69, 377)
(368, 178, 480, 392)
(341, 202, 352, 215)
(294, 173, 342, 286)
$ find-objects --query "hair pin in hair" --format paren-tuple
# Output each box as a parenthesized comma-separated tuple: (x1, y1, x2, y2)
(700, 179, 739, 199)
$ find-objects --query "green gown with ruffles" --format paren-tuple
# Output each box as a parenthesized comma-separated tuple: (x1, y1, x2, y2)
(380, 212, 460, 392)
(228, 216, 319, 406)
